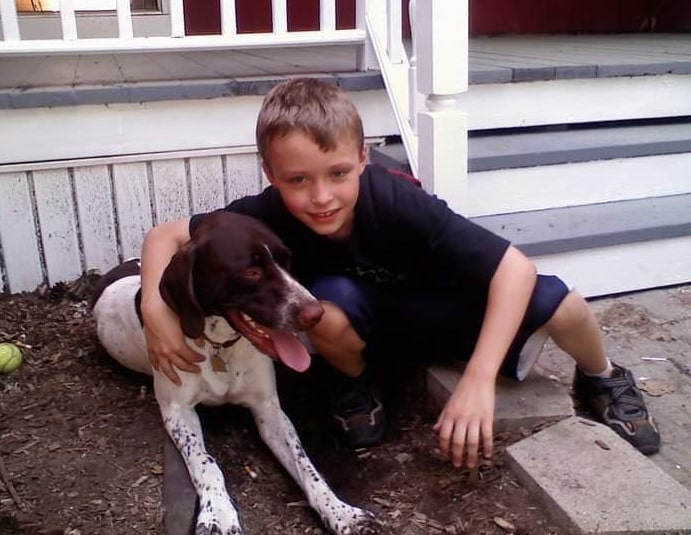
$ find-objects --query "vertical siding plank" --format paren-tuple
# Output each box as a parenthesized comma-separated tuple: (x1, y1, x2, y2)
(189, 155, 225, 214)
(73, 165, 119, 274)
(112, 162, 152, 260)
(225, 153, 263, 202)
(33, 169, 82, 285)
(152, 159, 190, 224)
(0, 172, 43, 293)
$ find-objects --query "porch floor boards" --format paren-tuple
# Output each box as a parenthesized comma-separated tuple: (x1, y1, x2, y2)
(0, 33, 690, 106)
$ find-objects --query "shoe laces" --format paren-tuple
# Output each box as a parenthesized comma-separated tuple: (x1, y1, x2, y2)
(598, 368, 646, 420)
(338, 390, 377, 417)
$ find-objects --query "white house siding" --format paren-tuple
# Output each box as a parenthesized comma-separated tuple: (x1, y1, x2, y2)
(0, 151, 264, 293)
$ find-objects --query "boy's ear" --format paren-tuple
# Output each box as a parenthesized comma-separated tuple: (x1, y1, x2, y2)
(359, 145, 369, 172)
(261, 161, 276, 185)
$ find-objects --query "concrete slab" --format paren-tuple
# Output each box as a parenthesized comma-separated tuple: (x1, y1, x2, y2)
(427, 364, 574, 432)
(506, 416, 691, 534)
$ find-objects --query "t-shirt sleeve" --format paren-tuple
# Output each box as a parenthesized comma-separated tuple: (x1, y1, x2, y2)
(188, 189, 280, 235)
(366, 166, 511, 288)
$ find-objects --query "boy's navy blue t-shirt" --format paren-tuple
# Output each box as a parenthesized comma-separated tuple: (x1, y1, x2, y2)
(189, 164, 510, 297)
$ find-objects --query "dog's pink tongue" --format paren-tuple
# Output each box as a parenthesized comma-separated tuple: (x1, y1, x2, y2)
(268, 329, 311, 372)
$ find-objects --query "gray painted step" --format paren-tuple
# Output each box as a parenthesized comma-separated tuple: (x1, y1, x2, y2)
(370, 121, 691, 173)
(473, 194, 691, 257)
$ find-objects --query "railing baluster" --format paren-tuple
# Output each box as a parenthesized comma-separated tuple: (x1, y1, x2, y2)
(320, 0, 336, 32)
(386, 0, 402, 64)
(417, 1, 469, 213)
(356, 0, 377, 71)
(408, 0, 418, 132)
(0, 0, 21, 41)
(220, 0, 238, 37)
(60, 0, 78, 41)
(116, 0, 133, 39)
(169, 0, 185, 37)
(272, 0, 288, 34)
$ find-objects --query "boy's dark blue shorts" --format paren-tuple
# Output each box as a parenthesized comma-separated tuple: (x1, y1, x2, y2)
(309, 274, 570, 381)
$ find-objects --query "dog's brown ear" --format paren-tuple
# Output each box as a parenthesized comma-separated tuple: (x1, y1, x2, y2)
(159, 242, 205, 339)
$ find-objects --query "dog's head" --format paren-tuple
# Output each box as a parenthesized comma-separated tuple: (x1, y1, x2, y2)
(160, 211, 323, 372)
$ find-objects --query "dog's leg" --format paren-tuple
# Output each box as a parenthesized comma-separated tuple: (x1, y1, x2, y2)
(159, 401, 242, 535)
(250, 398, 380, 535)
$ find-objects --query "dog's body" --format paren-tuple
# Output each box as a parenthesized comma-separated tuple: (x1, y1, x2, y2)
(92, 212, 378, 535)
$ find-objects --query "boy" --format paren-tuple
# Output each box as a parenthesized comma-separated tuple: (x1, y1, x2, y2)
(140, 78, 659, 469)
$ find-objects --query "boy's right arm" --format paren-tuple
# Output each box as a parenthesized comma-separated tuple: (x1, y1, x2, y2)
(140, 217, 206, 385)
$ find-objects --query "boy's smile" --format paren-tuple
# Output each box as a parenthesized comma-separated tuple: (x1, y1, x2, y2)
(262, 131, 367, 240)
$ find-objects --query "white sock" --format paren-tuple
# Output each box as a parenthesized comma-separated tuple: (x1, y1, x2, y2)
(581, 358, 614, 378)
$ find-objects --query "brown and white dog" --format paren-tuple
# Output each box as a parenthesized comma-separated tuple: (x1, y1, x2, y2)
(91, 211, 379, 535)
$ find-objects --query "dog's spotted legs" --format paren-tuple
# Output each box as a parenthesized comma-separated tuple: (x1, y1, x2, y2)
(160, 402, 242, 535)
(250, 399, 380, 535)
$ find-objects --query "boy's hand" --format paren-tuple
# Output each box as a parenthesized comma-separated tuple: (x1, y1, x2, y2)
(433, 372, 495, 469)
(143, 301, 206, 386)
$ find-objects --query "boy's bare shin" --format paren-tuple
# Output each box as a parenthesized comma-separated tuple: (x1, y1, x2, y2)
(545, 291, 608, 374)
(307, 302, 366, 377)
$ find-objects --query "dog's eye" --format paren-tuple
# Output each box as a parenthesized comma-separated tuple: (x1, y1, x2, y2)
(243, 267, 263, 281)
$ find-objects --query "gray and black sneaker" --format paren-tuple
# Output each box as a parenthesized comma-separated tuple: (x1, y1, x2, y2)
(331, 373, 386, 449)
(573, 362, 660, 455)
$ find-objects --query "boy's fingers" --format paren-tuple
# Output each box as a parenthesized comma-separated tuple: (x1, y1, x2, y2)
(451, 424, 467, 468)
(482, 421, 494, 459)
(159, 359, 181, 386)
(463, 424, 480, 468)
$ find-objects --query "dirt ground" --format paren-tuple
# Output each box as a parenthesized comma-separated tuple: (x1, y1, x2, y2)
(0, 276, 567, 535)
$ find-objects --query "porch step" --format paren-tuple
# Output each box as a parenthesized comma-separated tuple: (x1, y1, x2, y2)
(369, 120, 691, 296)
(474, 193, 691, 257)
(371, 119, 691, 173)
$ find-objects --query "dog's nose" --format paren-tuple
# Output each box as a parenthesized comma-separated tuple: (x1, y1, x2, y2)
(298, 302, 324, 329)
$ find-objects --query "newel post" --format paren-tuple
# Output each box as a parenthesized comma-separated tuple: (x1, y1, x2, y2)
(415, 1, 469, 215)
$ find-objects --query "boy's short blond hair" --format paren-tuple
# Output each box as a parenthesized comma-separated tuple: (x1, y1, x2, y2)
(256, 78, 364, 166)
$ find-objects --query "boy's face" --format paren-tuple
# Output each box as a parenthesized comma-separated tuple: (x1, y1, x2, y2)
(262, 131, 367, 240)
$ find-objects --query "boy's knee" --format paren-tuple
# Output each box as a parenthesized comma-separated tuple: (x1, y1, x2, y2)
(530, 275, 571, 323)
(310, 275, 361, 305)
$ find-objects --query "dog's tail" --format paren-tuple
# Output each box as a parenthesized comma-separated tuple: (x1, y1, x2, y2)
(89, 258, 142, 310)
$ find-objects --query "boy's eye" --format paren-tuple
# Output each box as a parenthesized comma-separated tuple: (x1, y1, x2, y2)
(288, 175, 306, 185)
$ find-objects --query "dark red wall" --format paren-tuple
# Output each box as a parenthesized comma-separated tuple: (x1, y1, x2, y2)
(184, 0, 691, 36)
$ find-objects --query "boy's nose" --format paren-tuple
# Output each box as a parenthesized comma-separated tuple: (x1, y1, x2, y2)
(310, 181, 333, 205)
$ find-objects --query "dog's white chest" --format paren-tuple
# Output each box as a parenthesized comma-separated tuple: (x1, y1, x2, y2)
(195, 339, 276, 407)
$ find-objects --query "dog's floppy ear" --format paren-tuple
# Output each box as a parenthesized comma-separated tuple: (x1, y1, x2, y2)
(159, 242, 205, 339)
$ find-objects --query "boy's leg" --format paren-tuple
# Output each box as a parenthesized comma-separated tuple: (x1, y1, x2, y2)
(308, 301, 366, 377)
(306, 276, 385, 448)
(544, 289, 660, 455)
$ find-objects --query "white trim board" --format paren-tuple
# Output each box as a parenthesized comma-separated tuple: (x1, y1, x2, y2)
(0, 90, 397, 165)
(461, 74, 691, 131)
(467, 152, 691, 217)
(533, 235, 691, 299)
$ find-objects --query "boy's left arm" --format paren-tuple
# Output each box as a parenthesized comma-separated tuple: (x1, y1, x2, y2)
(433, 245, 537, 469)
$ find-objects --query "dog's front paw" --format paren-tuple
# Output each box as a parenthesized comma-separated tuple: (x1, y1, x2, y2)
(328, 506, 383, 535)
(195, 498, 243, 535)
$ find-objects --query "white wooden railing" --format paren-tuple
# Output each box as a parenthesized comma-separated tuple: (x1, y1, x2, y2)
(365, 0, 469, 214)
(0, 0, 469, 209)
(0, 0, 367, 54)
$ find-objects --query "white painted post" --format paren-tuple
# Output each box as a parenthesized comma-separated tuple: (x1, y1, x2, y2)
(220, 0, 238, 36)
(320, 0, 336, 32)
(60, 0, 78, 41)
(169, 0, 185, 37)
(272, 0, 288, 34)
(408, 0, 417, 132)
(355, 0, 378, 71)
(116, 0, 133, 39)
(416, 1, 469, 215)
(0, 0, 21, 41)
(386, 0, 403, 64)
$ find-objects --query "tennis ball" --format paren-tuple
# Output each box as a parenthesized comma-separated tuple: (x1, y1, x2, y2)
(0, 343, 23, 374)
